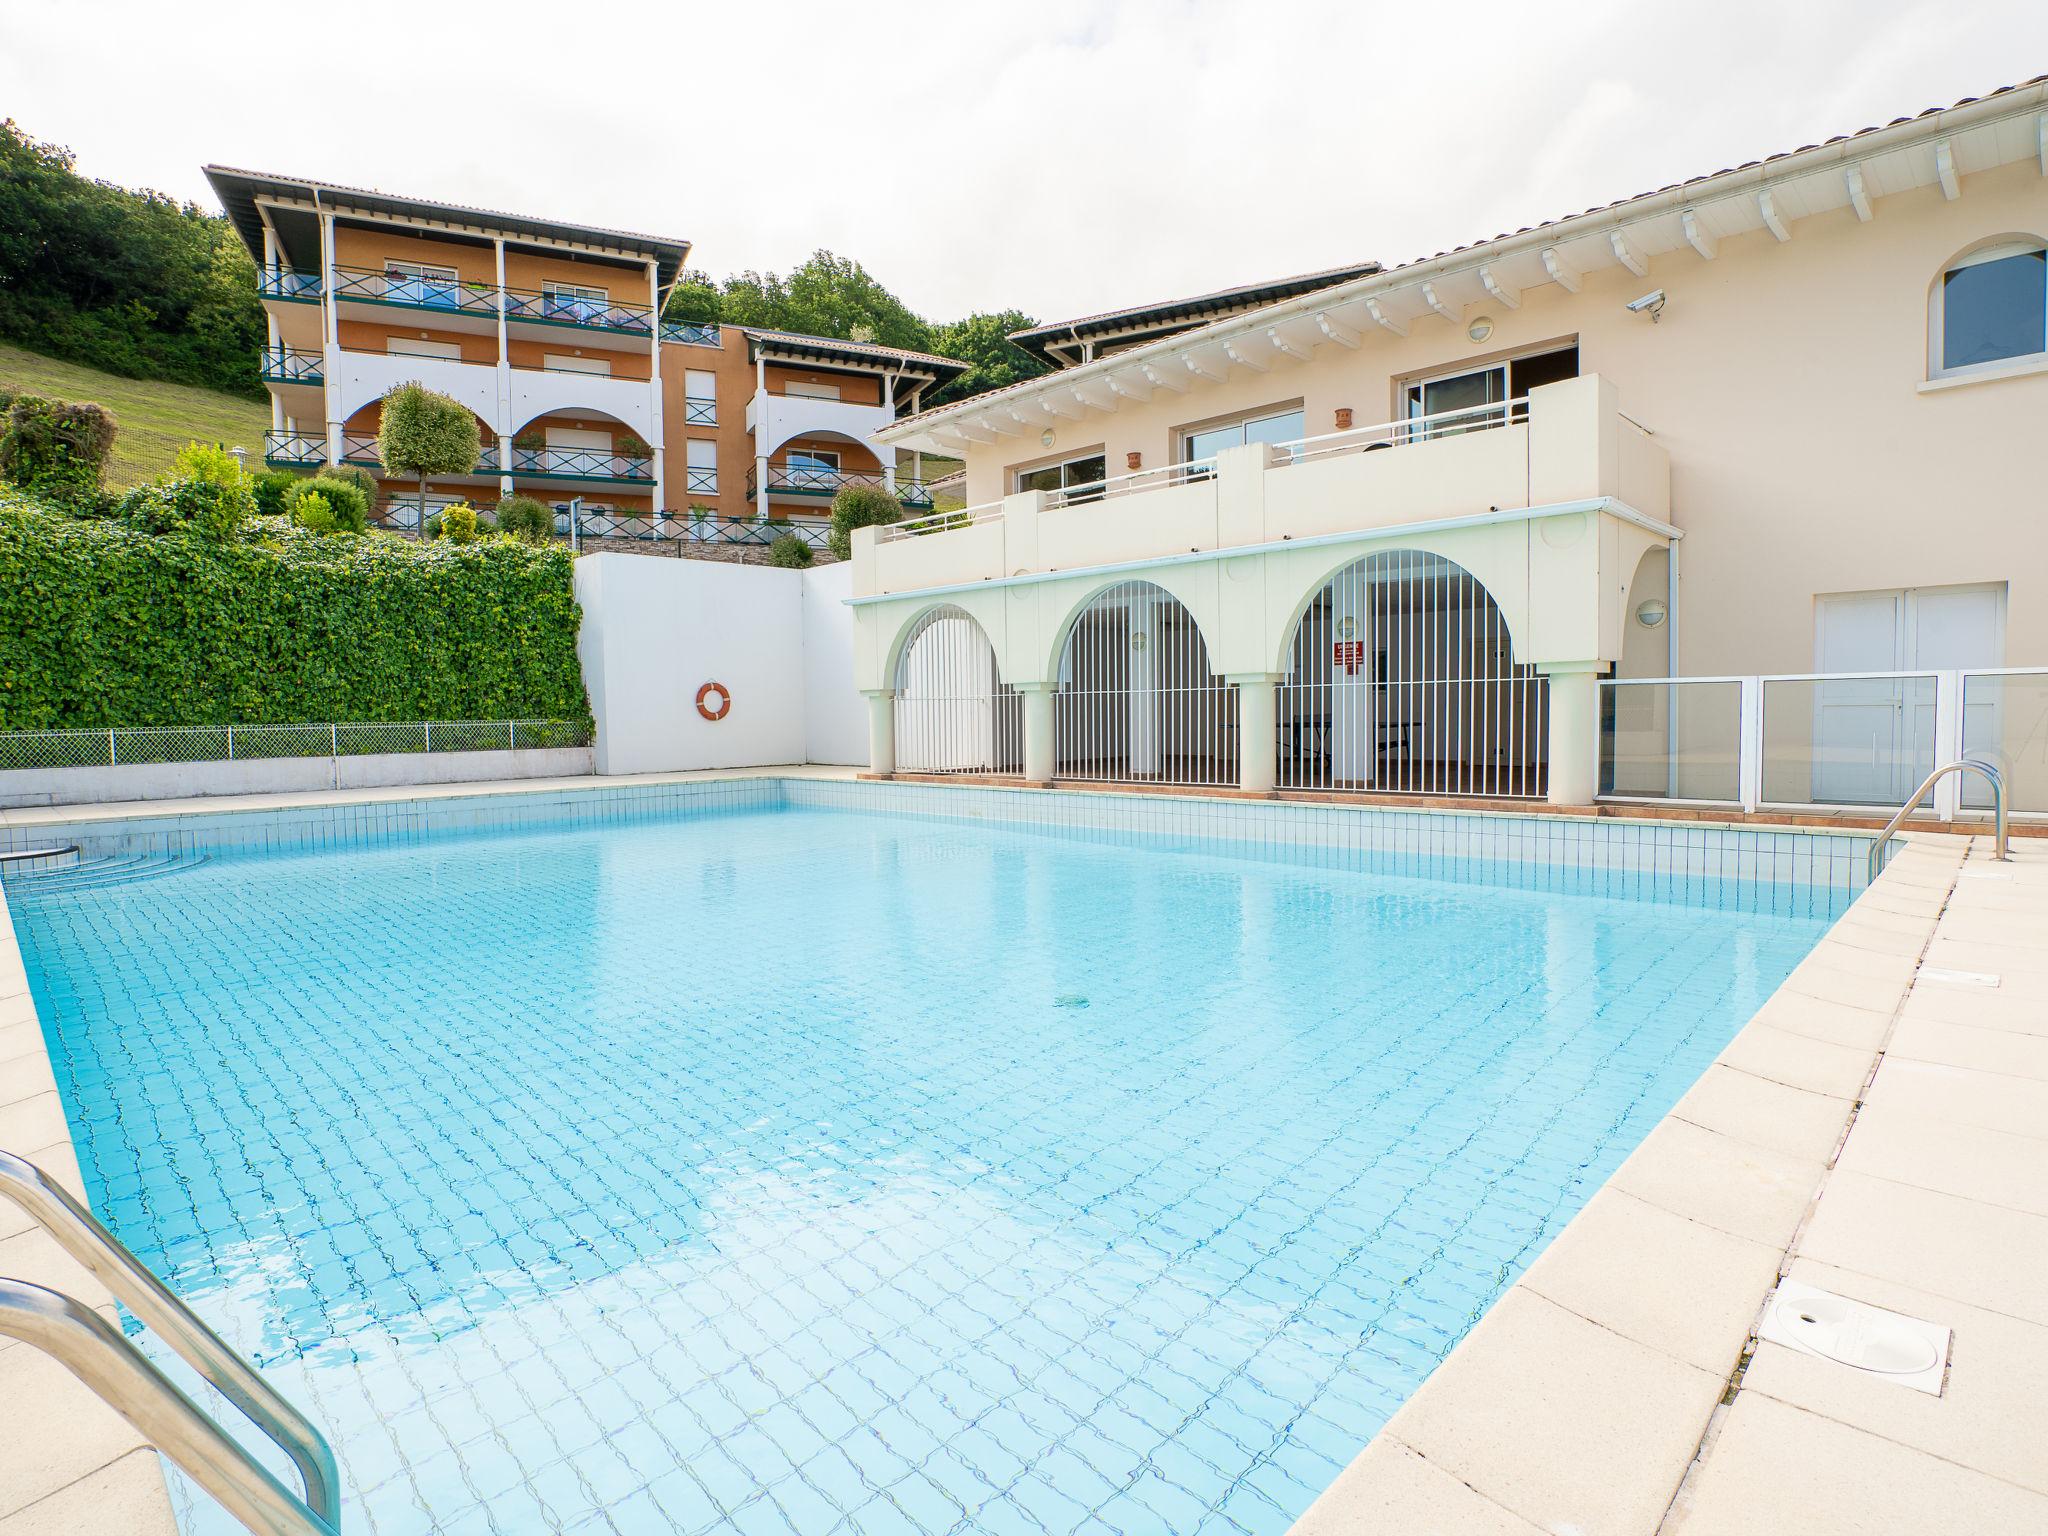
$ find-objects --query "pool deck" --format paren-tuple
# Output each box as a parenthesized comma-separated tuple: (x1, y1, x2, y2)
(0, 774, 2042, 1534)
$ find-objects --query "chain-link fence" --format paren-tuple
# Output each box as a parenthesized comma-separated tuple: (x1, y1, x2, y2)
(0, 720, 592, 772)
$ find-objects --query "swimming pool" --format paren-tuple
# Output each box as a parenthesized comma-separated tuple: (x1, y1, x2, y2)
(8, 790, 1845, 1536)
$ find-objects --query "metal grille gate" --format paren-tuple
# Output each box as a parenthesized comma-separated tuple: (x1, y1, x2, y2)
(1054, 581, 1239, 787)
(1277, 550, 1548, 797)
(893, 606, 1024, 776)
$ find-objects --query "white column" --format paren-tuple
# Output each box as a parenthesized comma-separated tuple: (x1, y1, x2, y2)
(494, 238, 513, 497)
(1230, 674, 1284, 794)
(1018, 682, 1056, 784)
(753, 346, 770, 523)
(865, 691, 896, 776)
(647, 258, 666, 516)
(319, 210, 341, 468)
(1542, 664, 1602, 806)
(882, 372, 897, 492)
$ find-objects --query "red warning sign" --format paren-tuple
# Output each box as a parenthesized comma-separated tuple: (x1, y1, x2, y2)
(1333, 639, 1366, 675)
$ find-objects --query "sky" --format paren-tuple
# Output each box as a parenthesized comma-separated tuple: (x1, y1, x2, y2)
(5, 1, 2046, 325)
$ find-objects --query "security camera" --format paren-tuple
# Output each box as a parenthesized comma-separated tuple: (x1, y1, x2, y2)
(1625, 289, 1667, 322)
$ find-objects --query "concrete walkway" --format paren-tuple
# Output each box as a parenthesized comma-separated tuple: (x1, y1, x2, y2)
(1293, 831, 2048, 1535)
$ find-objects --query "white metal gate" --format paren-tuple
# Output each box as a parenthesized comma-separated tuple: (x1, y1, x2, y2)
(1278, 550, 1548, 797)
(893, 606, 1023, 776)
(1054, 581, 1238, 786)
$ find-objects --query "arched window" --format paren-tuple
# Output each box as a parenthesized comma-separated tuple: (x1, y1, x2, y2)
(1931, 239, 2047, 379)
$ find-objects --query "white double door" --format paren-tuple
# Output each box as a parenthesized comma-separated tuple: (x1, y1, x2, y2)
(1811, 583, 2004, 804)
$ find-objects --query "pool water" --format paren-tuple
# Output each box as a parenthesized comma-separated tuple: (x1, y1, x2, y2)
(12, 805, 1832, 1536)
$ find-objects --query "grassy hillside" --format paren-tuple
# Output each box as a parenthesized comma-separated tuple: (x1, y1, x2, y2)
(0, 342, 270, 491)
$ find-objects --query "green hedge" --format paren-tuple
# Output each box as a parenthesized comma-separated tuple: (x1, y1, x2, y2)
(0, 492, 591, 732)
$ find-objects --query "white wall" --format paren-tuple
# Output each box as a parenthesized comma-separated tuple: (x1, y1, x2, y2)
(0, 747, 592, 810)
(575, 554, 865, 775)
(801, 563, 867, 765)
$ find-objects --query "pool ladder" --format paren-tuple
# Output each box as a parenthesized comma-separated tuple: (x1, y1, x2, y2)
(1867, 759, 2009, 882)
(0, 1149, 341, 1535)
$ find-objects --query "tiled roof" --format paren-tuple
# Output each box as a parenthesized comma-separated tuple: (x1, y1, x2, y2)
(1011, 260, 1382, 348)
(743, 328, 967, 375)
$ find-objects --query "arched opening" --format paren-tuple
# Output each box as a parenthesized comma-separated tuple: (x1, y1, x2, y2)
(1054, 581, 1238, 787)
(1278, 549, 1547, 797)
(893, 607, 1022, 776)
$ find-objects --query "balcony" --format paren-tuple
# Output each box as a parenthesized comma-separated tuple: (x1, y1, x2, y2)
(859, 374, 1668, 595)
(747, 463, 933, 510)
(660, 321, 722, 347)
(511, 445, 653, 485)
(263, 430, 325, 468)
(264, 266, 656, 339)
(258, 345, 323, 385)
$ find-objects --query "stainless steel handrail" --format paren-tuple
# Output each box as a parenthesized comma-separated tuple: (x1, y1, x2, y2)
(0, 1150, 340, 1533)
(0, 844, 79, 864)
(0, 1280, 338, 1536)
(1867, 759, 2008, 881)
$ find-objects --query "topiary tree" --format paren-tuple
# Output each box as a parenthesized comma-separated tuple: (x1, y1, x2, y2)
(494, 494, 553, 544)
(767, 532, 814, 568)
(376, 382, 480, 531)
(0, 395, 118, 508)
(827, 482, 903, 560)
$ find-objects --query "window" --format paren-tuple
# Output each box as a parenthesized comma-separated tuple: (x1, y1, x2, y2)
(1015, 452, 1107, 502)
(1402, 345, 1577, 438)
(1181, 405, 1306, 466)
(384, 262, 459, 309)
(686, 438, 717, 494)
(543, 280, 610, 323)
(543, 353, 612, 376)
(785, 448, 841, 490)
(784, 380, 841, 400)
(1934, 242, 2047, 376)
(386, 337, 463, 360)
(684, 369, 716, 426)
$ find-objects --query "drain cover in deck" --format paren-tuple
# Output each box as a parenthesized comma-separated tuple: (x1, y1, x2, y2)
(1758, 1280, 1950, 1395)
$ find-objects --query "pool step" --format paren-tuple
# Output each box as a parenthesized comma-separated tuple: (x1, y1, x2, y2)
(0, 852, 210, 894)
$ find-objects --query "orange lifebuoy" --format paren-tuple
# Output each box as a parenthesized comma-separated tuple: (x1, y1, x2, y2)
(695, 681, 731, 721)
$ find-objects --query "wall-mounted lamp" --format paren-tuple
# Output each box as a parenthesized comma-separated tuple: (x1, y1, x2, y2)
(1039, 428, 1056, 448)
(1635, 598, 1668, 628)
(1467, 317, 1494, 343)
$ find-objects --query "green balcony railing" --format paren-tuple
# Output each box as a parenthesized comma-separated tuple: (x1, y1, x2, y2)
(511, 445, 653, 483)
(322, 267, 656, 336)
(682, 397, 716, 426)
(258, 269, 323, 302)
(659, 321, 722, 347)
(747, 464, 932, 509)
(263, 430, 325, 467)
(258, 346, 323, 384)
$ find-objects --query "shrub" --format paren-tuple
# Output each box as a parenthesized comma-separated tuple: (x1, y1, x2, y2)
(423, 510, 443, 540)
(287, 475, 368, 534)
(169, 441, 250, 492)
(0, 395, 118, 507)
(323, 464, 382, 522)
(252, 469, 299, 518)
(116, 474, 254, 542)
(0, 491, 591, 732)
(377, 382, 481, 524)
(495, 495, 553, 544)
(827, 482, 903, 560)
(292, 490, 336, 534)
(437, 503, 479, 545)
(767, 533, 813, 569)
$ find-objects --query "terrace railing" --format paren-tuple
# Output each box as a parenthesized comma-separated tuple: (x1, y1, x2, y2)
(682, 397, 717, 426)
(879, 502, 1005, 542)
(746, 464, 934, 509)
(263, 430, 326, 467)
(1599, 666, 2048, 819)
(660, 321, 723, 347)
(1043, 459, 1218, 510)
(258, 268, 323, 302)
(511, 445, 654, 483)
(259, 346, 324, 384)
(312, 266, 657, 336)
(0, 720, 592, 773)
(1272, 397, 1533, 468)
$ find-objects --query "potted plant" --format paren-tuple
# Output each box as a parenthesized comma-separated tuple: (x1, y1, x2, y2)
(617, 433, 652, 460)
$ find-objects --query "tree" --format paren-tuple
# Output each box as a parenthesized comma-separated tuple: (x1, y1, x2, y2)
(377, 383, 480, 532)
(664, 270, 721, 326)
(927, 311, 1051, 407)
(0, 121, 264, 397)
(672, 251, 934, 353)
(828, 483, 903, 560)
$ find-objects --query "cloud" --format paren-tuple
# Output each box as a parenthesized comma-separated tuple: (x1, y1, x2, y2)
(4, 0, 2044, 325)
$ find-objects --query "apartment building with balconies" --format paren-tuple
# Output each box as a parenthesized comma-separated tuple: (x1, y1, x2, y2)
(206, 168, 965, 543)
(852, 78, 2048, 810)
